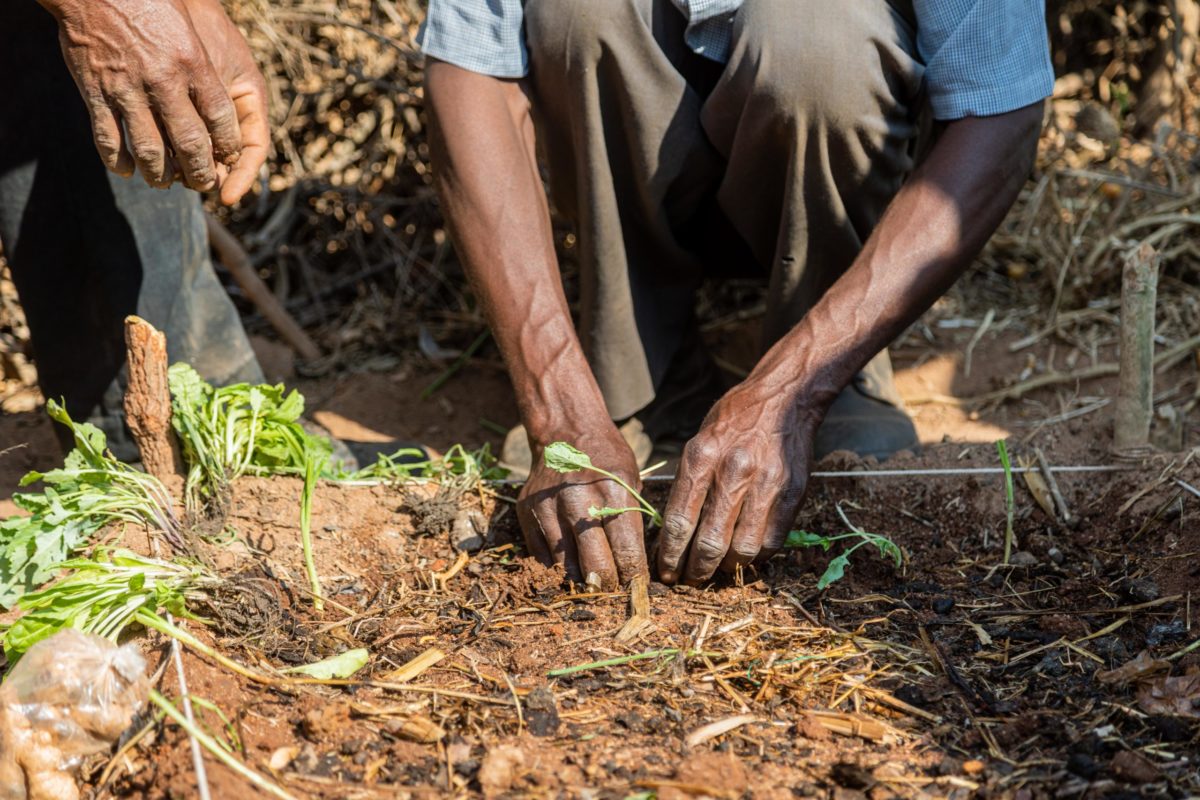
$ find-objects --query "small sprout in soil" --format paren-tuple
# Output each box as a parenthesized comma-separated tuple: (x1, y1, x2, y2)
(783, 529, 904, 590)
(996, 439, 1016, 564)
(300, 446, 324, 612)
(543, 442, 663, 527)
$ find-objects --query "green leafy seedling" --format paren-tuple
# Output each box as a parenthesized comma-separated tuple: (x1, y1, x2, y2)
(543, 442, 663, 526)
(783, 529, 903, 590)
(996, 439, 1015, 564)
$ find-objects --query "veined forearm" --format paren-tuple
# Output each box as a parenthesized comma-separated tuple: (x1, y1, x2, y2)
(425, 60, 609, 441)
(753, 103, 1045, 412)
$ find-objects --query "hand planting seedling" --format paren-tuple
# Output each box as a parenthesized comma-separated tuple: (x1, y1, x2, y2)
(782, 529, 903, 590)
(543, 441, 663, 527)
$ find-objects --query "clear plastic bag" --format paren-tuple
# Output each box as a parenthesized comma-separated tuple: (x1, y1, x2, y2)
(0, 629, 148, 800)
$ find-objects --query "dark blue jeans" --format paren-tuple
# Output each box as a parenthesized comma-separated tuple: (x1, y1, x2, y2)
(0, 1, 262, 456)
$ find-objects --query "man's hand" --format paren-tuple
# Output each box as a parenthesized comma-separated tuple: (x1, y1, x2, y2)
(39, 0, 268, 204)
(656, 378, 816, 585)
(517, 427, 648, 589)
(654, 104, 1044, 586)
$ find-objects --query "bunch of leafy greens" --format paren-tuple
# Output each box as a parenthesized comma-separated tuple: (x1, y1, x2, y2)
(783, 529, 904, 590)
(0, 401, 181, 609)
(0, 548, 211, 662)
(168, 363, 335, 509)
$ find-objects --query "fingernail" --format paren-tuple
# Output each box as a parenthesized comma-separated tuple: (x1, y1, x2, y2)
(659, 570, 676, 584)
(585, 572, 602, 591)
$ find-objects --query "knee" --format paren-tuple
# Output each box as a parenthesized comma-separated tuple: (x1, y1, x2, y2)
(733, 0, 919, 127)
(525, 0, 647, 70)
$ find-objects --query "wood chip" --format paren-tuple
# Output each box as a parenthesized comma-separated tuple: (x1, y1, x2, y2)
(684, 713, 758, 748)
(382, 646, 446, 683)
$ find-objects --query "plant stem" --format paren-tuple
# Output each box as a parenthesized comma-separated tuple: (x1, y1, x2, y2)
(300, 449, 324, 612)
(582, 465, 662, 526)
(149, 689, 299, 800)
(996, 439, 1016, 564)
(547, 648, 717, 677)
(136, 610, 274, 685)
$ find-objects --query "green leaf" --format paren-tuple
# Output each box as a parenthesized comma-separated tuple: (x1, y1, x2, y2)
(282, 648, 370, 679)
(543, 442, 593, 473)
(784, 530, 831, 551)
(816, 554, 850, 591)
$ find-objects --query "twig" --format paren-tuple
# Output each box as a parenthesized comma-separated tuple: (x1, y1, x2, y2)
(962, 308, 995, 378)
(206, 212, 321, 361)
(908, 332, 1200, 407)
(1034, 447, 1073, 524)
(168, 612, 212, 800)
(546, 648, 716, 678)
(421, 329, 490, 399)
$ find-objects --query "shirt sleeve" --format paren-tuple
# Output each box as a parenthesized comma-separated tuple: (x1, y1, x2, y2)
(915, 0, 1054, 120)
(417, 0, 528, 78)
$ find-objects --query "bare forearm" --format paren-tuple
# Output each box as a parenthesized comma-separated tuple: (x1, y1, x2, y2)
(754, 103, 1045, 412)
(425, 60, 608, 442)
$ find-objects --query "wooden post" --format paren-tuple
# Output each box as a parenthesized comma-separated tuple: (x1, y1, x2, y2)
(1113, 242, 1160, 454)
(124, 316, 184, 481)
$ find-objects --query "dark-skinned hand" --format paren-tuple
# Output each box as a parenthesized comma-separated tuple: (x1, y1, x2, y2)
(516, 425, 649, 591)
(656, 377, 818, 585)
(40, 0, 268, 203)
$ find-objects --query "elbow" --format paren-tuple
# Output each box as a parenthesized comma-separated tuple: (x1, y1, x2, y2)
(1009, 101, 1045, 183)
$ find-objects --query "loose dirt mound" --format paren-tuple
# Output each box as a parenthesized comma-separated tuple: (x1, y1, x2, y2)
(80, 437, 1199, 798)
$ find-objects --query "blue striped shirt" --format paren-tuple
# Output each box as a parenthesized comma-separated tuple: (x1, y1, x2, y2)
(418, 0, 1054, 120)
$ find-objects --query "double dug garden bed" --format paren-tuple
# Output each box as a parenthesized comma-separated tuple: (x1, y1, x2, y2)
(73, 440, 1199, 799)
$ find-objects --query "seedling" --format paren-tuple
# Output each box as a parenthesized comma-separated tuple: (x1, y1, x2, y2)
(543, 442, 663, 526)
(300, 446, 324, 612)
(783, 529, 903, 590)
(996, 439, 1016, 564)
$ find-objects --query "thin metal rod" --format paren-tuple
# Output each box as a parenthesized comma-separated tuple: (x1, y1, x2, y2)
(337, 465, 1134, 488)
(463, 462, 1128, 489)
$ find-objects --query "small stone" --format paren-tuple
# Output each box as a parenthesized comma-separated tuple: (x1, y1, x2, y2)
(648, 581, 670, 597)
(1047, 547, 1065, 565)
(1110, 750, 1161, 784)
(524, 686, 560, 737)
(1066, 752, 1098, 779)
(961, 759, 985, 776)
(568, 608, 596, 622)
(478, 746, 525, 797)
(451, 509, 489, 552)
(1145, 620, 1186, 647)
(1009, 551, 1038, 567)
(1123, 577, 1160, 603)
(932, 597, 955, 615)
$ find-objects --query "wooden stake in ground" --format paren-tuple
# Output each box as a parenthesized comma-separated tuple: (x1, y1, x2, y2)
(1114, 243, 1160, 454)
(124, 316, 183, 481)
